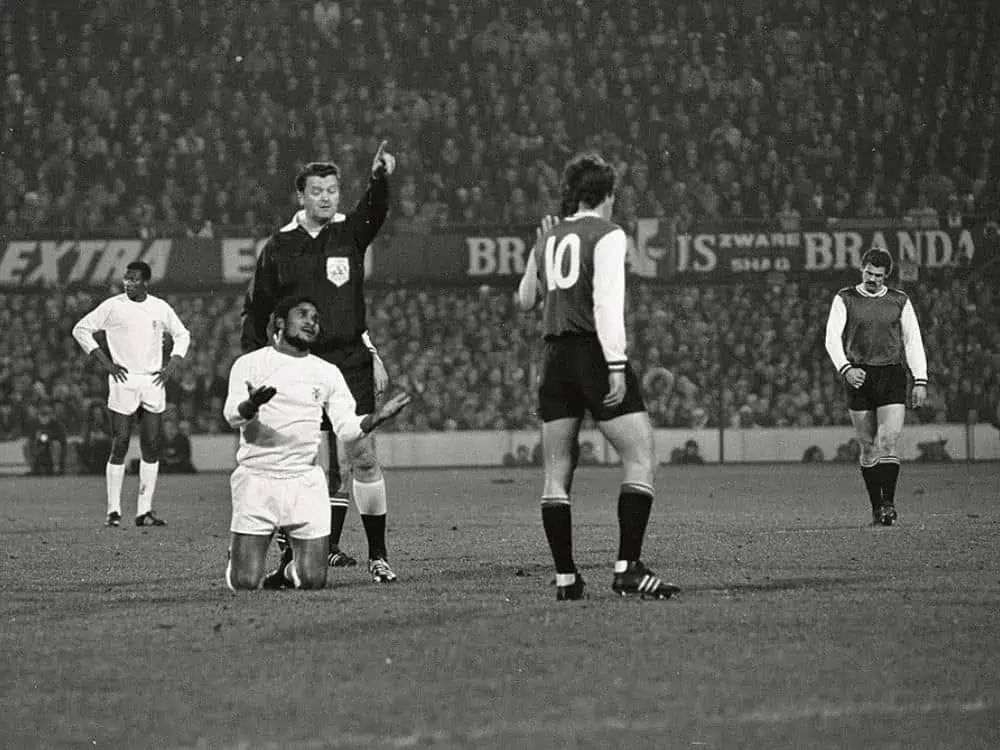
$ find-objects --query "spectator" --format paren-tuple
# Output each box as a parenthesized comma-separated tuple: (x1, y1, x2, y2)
(502, 443, 532, 468)
(670, 439, 706, 465)
(2, 1, 997, 235)
(23, 400, 66, 475)
(160, 417, 196, 474)
(0, 0, 998, 440)
(78, 401, 113, 475)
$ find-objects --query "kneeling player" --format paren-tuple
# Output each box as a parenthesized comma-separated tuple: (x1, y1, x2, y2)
(518, 153, 679, 601)
(223, 295, 410, 591)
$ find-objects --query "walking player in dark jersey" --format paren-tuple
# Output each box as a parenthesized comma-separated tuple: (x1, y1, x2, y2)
(825, 246, 929, 526)
(241, 141, 400, 583)
(516, 153, 679, 601)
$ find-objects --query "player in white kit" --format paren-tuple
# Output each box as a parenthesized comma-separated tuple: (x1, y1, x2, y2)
(223, 295, 411, 591)
(72, 261, 191, 528)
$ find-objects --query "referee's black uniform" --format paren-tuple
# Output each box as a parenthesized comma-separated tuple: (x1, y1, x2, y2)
(240, 173, 388, 373)
(241, 174, 388, 495)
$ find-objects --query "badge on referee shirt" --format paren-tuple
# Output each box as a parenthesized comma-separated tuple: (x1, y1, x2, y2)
(325, 257, 350, 287)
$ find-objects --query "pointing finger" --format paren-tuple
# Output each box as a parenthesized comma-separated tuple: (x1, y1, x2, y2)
(376, 139, 388, 158)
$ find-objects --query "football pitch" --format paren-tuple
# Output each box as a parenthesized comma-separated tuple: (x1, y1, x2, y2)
(2, 463, 998, 750)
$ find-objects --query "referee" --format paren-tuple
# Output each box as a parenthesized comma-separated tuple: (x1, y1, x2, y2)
(825, 245, 928, 526)
(241, 140, 400, 582)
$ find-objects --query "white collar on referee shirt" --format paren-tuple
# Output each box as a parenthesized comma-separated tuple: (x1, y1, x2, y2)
(279, 209, 348, 236)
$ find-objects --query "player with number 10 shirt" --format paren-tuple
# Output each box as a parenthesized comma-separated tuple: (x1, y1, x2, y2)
(518, 152, 678, 603)
(533, 207, 645, 423)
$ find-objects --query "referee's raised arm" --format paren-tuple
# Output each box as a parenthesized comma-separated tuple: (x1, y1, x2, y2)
(349, 139, 395, 251)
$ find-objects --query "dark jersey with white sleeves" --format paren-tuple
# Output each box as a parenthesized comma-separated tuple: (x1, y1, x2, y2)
(532, 211, 628, 372)
(824, 284, 928, 388)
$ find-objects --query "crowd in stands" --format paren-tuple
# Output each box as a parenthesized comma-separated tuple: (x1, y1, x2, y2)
(2, 0, 999, 237)
(2, 272, 998, 469)
(2, 0, 1000, 471)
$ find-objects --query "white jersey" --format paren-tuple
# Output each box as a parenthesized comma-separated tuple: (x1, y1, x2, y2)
(72, 293, 191, 375)
(224, 346, 367, 475)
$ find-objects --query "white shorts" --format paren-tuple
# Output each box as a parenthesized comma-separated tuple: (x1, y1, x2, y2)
(108, 373, 166, 415)
(229, 465, 330, 540)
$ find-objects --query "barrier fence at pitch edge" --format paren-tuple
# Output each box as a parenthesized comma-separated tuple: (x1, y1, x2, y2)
(1, 424, 997, 474)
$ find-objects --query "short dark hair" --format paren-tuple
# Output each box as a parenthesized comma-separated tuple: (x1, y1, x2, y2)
(861, 246, 893, 276)
(295, 162, 341, 193)
(271, 295, 319, 331)
(125, 261, 152, 281)
(559, 153, 616, 213)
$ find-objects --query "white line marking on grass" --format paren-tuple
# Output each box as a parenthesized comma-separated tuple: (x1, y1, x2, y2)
(171, 700, 994, 749)
(739, 698, 992, 724)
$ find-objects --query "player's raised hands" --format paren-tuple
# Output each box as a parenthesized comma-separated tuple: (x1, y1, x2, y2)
(536, 214, 560, 239)
(238, 381, 277, 421)
(377, 391, 411, 422)
(246, 382, 278, 407)
(371, 140, 396, 178)
(363, 390, 412, 434)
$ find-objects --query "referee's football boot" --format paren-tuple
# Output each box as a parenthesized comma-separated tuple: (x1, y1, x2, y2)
(135, 511, 166, 527)
(328, 549, 358, 567)
(875, 503, 898, 527)
(104, 511, 121, 528)
(262, 543, 295, 590)
(556, 573, 587, 601)
(368, 557, 397, 583)
(612, 561, 680, 600)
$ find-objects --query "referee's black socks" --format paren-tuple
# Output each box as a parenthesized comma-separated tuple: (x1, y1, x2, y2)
(541, 498, 575, 575)
(329, 497, 349, 551)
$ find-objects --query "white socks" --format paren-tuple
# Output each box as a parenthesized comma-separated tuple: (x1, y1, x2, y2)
(136, 460, 160, 516)
(106, 462, 125, 515)
(106, 461, 160, 517)
(353, 477, 387, 516)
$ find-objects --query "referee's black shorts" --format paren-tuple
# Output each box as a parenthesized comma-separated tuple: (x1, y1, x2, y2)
(537, 334, 646, 423)
(845, 363, 908, 412)
(316, 340, 376, 430)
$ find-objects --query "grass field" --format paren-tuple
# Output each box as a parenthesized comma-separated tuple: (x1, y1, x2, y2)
(1, 462, 998, 750)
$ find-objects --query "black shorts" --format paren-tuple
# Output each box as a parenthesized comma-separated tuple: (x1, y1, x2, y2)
(537, 334, 646, 423)
(845, 363, 908, 411)
(317, 341, 375, 430)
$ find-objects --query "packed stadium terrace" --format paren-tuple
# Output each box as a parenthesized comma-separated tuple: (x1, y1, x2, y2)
(2, 1, 999, 447)
(2, 0, 999, 234)
(1, 277, 998, 445)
